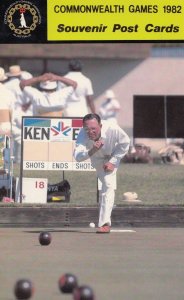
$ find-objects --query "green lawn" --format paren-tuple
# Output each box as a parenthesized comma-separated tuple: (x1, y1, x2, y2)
(13, 162, 184, 206)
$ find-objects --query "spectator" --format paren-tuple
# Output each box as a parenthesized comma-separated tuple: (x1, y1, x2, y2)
(60, 59, 95, 117)
(5, 65, 33, 161)
(158, 144, 184, 164)
(99, 89, 120, 124)
(0, 67, 16, 135)
(11, 102, 33, 163)
(20, 72, 77, 116)
(5, 65, 32, 109)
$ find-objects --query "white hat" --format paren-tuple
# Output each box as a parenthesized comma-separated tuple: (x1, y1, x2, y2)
(0, 67, 7, 81)
(21, 71, 33, 80)
(105, 89, 115, 99)
(6, 65, 22, 77)
(123, 192, 142, 202)
(39, 80, 57, 90)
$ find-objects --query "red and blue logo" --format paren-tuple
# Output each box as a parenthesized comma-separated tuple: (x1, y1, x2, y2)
(51, 121, 71, 136)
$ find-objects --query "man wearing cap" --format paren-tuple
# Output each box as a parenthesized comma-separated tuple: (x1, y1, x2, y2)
(6, 65, 32, 80)
(5, 65, 33, 109)
(20, 72, 77, 116)
(60, 59, 95, 117)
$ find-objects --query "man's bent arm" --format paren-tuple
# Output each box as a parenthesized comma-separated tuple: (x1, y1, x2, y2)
(74, 129, 103, 162)
(109, 128, 130, 166)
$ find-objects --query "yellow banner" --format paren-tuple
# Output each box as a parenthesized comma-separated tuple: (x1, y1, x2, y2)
(47, 0, 184, 41)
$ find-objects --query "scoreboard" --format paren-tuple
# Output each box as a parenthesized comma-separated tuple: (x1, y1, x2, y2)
(22, 117, 94, 171)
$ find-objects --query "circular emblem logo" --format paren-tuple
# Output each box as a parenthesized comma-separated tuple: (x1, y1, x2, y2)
(4, 1, 41, 38)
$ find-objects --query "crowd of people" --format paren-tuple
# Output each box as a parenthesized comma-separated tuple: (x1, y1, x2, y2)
(0, 59, 120, 164)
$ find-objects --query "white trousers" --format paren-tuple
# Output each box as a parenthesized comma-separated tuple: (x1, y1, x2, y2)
(97, 167, 117, 227)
